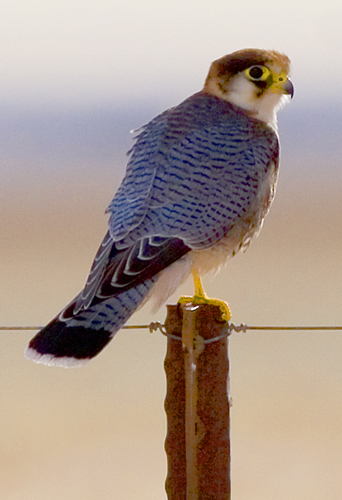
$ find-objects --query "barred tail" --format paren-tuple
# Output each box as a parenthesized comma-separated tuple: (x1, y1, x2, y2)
(24, 279, 155, 367)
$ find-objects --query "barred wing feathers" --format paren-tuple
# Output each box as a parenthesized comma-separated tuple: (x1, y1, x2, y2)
(108, 92, 278, 249)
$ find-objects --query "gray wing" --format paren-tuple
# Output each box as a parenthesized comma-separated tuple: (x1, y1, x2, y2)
(107, 92, 279, 250)
(25, 92, 280, 365)
(74, 92, 279, 314)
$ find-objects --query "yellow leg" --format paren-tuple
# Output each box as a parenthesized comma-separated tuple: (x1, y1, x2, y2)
(178, 269, 231, 321)
(193, 270, 207, 299)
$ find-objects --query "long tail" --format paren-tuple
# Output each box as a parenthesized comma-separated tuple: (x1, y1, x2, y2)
(24, 280, 155, 367)
(25, 232, 190, 367)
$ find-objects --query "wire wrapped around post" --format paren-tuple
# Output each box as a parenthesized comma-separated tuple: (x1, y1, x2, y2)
(164, 303, 231, 500)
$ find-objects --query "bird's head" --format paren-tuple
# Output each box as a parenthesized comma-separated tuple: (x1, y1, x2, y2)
(204, 48, 293, 128)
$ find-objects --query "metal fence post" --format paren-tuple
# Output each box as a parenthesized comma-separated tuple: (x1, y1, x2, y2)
(164, 303, 231, 500)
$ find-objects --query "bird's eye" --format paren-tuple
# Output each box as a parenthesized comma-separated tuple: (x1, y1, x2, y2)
(245, 65, 271, 81)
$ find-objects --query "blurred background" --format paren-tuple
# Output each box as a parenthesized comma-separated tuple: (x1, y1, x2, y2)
(1, 1, 342, 499)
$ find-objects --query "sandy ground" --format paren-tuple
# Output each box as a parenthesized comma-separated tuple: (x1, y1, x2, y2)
(1, 154, 342, 499)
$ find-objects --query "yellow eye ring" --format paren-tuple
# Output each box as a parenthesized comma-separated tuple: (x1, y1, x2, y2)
(245, 65, 271, 81)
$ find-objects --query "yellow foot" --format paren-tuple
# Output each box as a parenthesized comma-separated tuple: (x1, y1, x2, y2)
(178, 294, 231, 321)
(178, 269, 231, 322)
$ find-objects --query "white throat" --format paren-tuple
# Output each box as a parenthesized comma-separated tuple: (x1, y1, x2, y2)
(206, 73, 290, 131)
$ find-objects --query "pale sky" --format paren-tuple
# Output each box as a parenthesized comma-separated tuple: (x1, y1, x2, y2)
(0, 0, 341, 108)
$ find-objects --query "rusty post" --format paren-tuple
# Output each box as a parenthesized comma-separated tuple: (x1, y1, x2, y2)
(164, 303, 231, 500)
(182, 305, 204, 499)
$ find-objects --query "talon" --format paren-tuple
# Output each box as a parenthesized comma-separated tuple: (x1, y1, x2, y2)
(178, 269, 231, 322)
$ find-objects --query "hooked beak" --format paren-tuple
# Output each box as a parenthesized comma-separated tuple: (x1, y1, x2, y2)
(282, 77, 294, 98)
(273, 77, 294, 98)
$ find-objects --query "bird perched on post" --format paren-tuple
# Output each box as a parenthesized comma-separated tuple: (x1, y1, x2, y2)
(25, 48, 293, 367)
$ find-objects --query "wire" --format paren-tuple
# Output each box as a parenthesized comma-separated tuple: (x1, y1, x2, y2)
(0, 325, 151, 331)
(1, 322, 342, 347)
(246, 325, 342, 331)
(1, 324, 342, 332)
(0, 326, 43, 330)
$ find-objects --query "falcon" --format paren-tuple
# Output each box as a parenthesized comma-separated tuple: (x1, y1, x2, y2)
(25, 48, 293, 367)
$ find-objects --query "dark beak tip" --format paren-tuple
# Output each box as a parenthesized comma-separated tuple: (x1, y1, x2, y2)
(286, 79, 294, 99)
